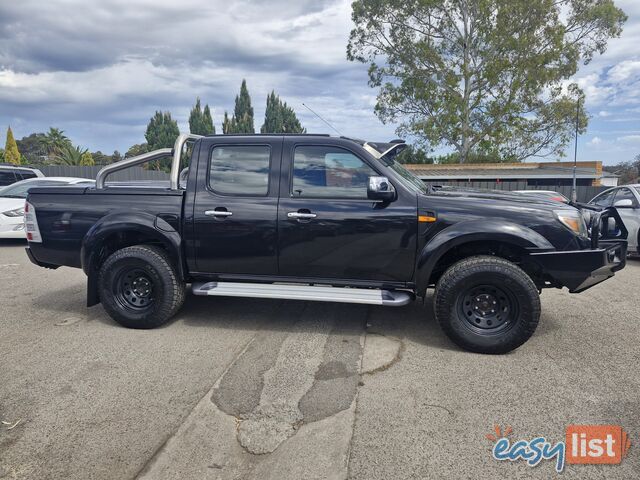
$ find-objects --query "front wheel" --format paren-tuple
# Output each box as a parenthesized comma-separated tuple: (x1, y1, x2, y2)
(434, 256, 540, 354)
(98, 245, 186, 329)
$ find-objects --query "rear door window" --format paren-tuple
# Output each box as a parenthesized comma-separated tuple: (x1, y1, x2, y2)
(208, 145, 271, 196)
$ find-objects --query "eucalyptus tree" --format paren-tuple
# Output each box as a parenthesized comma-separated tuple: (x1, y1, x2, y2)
(347, 0, 626, 162)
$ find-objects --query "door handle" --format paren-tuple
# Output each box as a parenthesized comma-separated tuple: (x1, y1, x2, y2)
(205, 210, 233, 217)
(287, 212, 317, 219)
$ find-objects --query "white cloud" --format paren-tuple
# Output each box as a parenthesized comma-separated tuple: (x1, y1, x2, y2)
(0, 0, 399, 152)
(0, 0, 638, 160)
(616, 134, 640, 143)
(607, 60, 640, 82)
(588, 136, 603, 146)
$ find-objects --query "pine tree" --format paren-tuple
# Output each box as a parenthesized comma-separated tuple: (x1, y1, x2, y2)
(224, 80, 255, 134)
(203, 105, 215, 135)
(145, 111, 179, 170)
(80, 151, 95, 166)
(189, 98, 216, 135)
(4, 126, 21, 165)
(260, 91, 305, 133)
(222, 111, 234, 134)
(261, 91, 283, 133)
(281, 101, 305, 133)
(145, 111, 180, 150)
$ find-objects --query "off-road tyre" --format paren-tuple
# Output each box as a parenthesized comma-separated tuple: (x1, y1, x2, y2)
(434, 255, 540, 354)
(98, 245, 185, 329)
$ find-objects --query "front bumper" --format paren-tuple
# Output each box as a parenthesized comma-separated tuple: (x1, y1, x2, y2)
(530, 241, 627, 293)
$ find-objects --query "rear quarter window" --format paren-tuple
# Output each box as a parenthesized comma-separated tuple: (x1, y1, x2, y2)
(0, 170, 17, 186)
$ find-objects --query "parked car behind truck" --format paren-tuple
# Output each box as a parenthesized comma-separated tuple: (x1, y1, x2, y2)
(24, 134, 628, 354)
(589, 185, 640, 256)
(0, 177, 94, 238)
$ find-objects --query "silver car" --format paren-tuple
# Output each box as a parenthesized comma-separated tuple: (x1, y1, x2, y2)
(589, 185, 640, 256)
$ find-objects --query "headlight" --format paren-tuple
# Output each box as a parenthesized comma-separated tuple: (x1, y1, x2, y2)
(3, 207, 24, 217)
(554, 209, 587, 237)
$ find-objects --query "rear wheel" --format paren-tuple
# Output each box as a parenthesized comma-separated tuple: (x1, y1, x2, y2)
(98, 245, 185, 329)
(434, 256, 540, 354)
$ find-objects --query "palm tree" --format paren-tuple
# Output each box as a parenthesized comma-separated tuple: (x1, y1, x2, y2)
(42, 127, 71, 161)
(53, 144, 88, 165)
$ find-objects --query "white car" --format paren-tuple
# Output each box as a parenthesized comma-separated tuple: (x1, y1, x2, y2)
(0, 165, 44, 186)
(0, 177, 94, 239)
(512, 190, 570, 203)
(589, 184, 640, 256)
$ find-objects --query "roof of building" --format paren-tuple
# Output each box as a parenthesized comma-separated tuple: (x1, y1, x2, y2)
(404, 161, 614, 180)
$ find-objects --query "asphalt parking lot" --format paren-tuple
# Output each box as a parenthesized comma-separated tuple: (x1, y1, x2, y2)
(1, 240, 639, 479)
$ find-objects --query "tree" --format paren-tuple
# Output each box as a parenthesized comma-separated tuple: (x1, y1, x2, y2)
(90, 151, 111, 164)
(224, 80, 255, 134)
(16, 132, 47, 163)
(4, 127, 21, 165)
(261, 91, 306, 133)
(347, 0, 627, 163)
(189, 98, 215, 135)
(222, 111, 234, 134)
(80, 151, 95, 166)
(145, 111, 179, 170)
(145, 111, 180, 150)
(396, 145, 433, 164)
(53, 145, 88, 165)
(203, 105, 215, 135)
(125, 143, 149, 158)
(604, 156, 640, 185)
(42, 127, 72, 161)
(112, 150, 123, 163)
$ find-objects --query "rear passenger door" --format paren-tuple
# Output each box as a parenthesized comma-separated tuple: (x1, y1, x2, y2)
(191, 137, 282, 276)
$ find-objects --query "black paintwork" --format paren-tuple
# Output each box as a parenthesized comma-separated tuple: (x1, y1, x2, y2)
(25, 135, 627, 302)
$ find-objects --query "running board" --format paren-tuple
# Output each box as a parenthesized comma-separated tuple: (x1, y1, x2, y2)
(191, 282, 413, 306)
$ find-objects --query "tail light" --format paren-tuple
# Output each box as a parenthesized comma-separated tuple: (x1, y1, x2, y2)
(24, 201, 42, 243)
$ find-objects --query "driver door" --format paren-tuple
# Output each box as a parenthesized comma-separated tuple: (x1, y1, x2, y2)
(277, 140, 417, 283)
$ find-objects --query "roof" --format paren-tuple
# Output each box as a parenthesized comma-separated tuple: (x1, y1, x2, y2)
(404, 161, 609, 180)
(0, 164, 42, 171)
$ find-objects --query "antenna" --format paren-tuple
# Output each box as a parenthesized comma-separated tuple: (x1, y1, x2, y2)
(302, 103, 342, 136)
(571, 97, 580, 203)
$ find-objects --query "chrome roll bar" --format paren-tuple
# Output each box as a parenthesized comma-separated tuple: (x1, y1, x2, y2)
(95, 133, 203, 190)
(169, 133, 203, 190)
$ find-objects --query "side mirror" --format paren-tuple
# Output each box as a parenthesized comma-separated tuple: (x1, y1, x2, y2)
(614, 199, 634, 208)
(367, 176, 395, 201)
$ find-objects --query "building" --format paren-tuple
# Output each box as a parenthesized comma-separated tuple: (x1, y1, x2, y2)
(404, 161, 618, 188)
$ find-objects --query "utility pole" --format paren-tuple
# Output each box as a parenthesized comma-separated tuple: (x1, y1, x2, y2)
(571, 98, 580, 203)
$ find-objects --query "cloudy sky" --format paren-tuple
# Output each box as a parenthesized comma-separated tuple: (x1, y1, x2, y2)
(0, 0, 639, 165)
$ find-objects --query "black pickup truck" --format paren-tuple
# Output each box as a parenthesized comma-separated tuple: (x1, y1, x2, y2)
(24, 134, 627, 353)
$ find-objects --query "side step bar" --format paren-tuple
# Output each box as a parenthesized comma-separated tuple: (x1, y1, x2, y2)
(191, 282, 413, 306)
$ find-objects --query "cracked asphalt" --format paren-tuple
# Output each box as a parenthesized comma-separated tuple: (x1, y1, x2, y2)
(1, 240, 639, 479)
